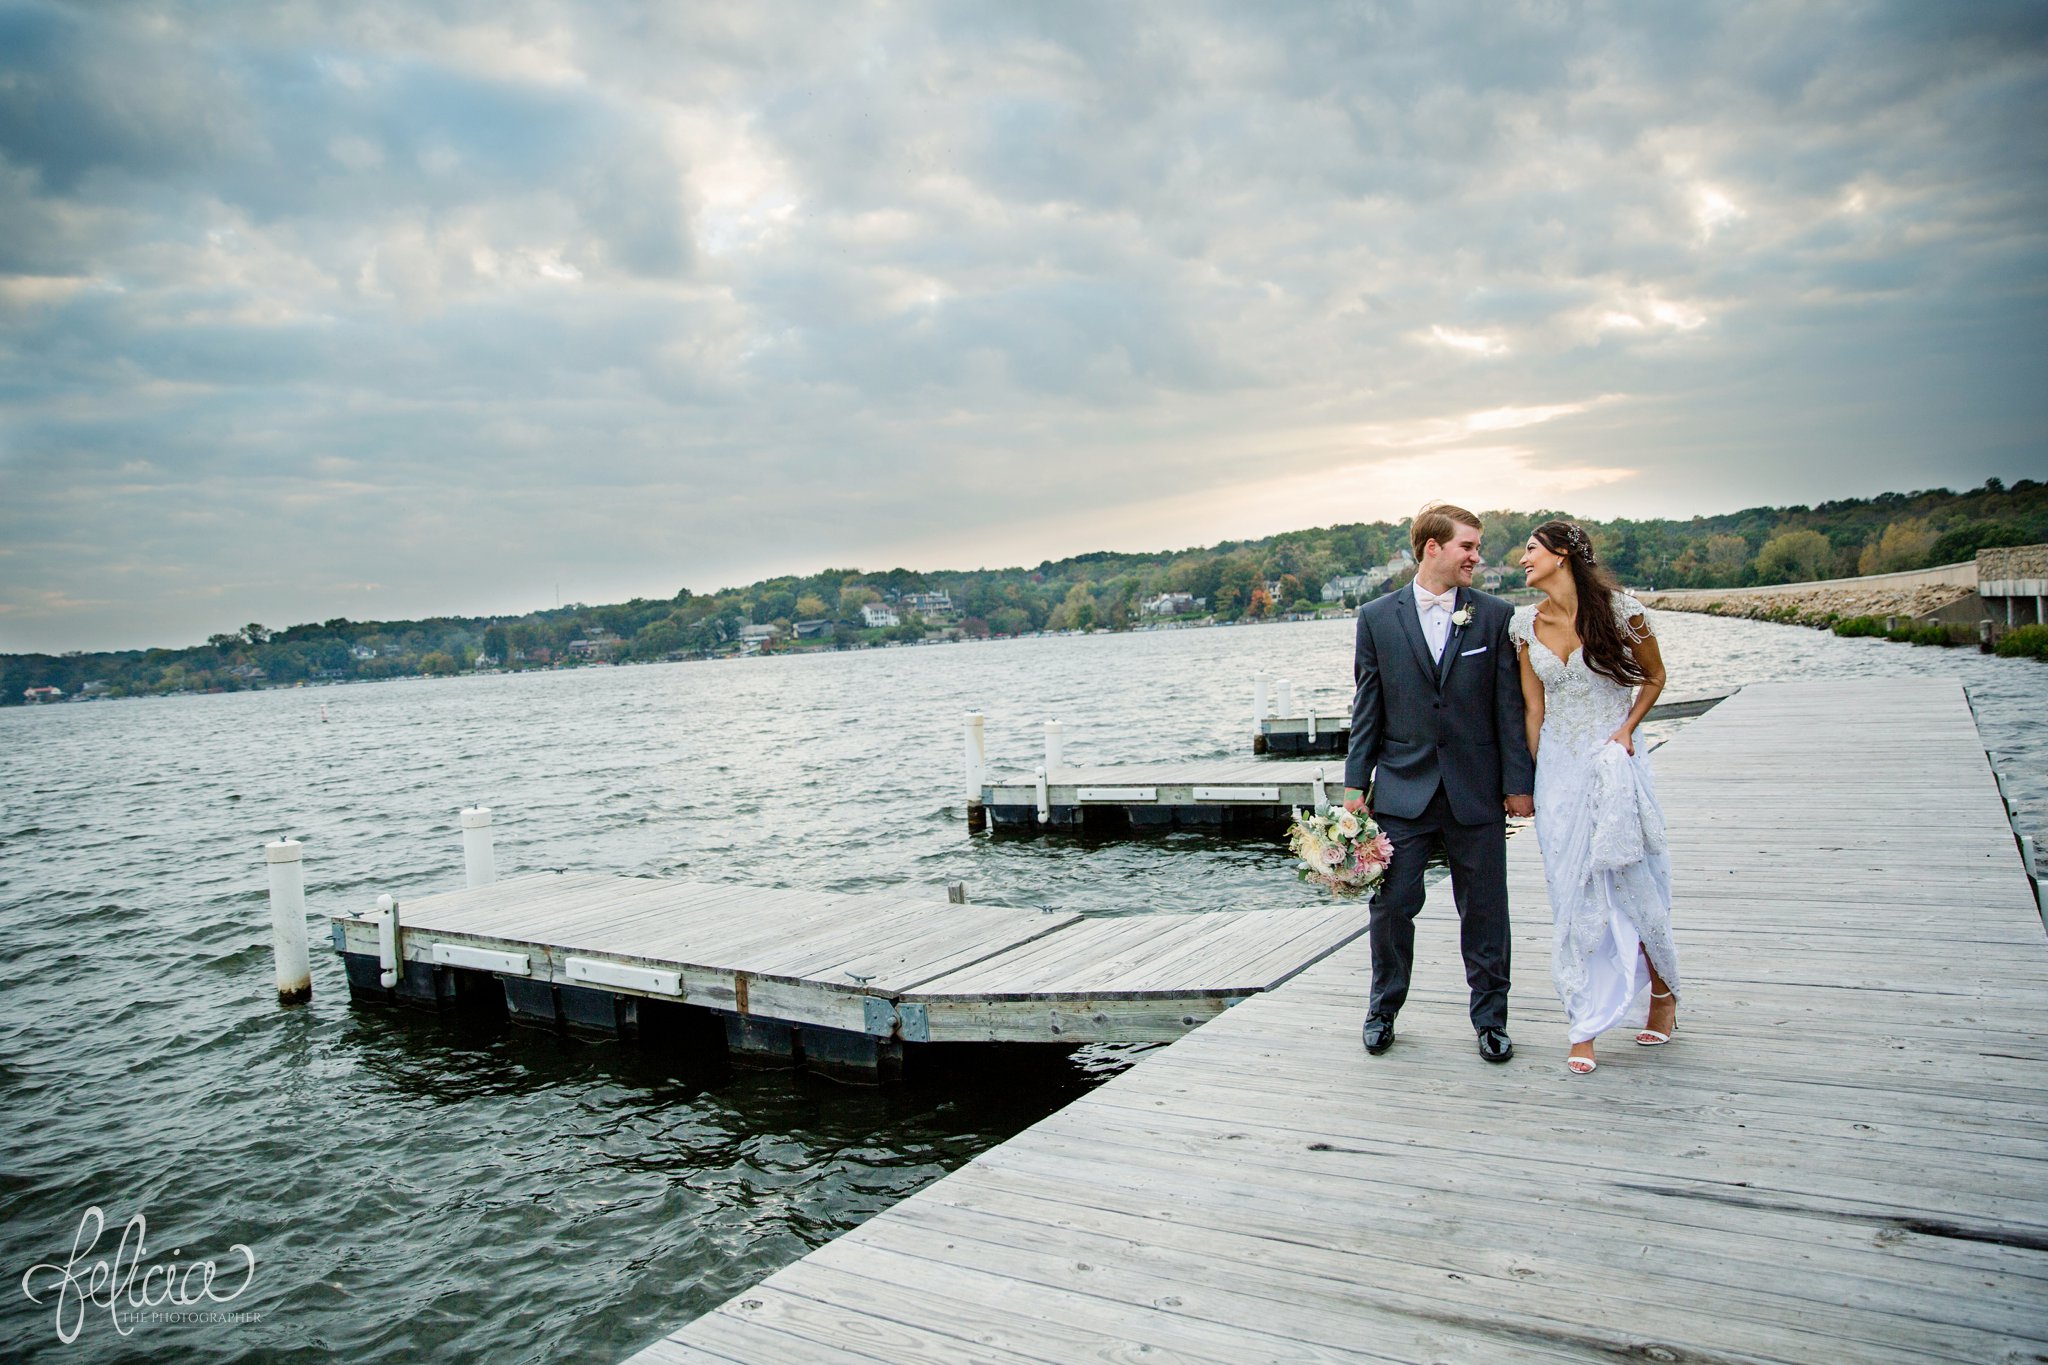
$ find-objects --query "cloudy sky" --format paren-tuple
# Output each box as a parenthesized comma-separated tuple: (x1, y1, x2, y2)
(2, 1, 2044, 651)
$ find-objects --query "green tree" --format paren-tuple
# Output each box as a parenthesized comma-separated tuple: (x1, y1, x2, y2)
(1702, 534, 1749, 583)
(632, 619, 686, 658)
(1858, 518, 1938, 575)
(837, 585, 879, 621)
(420, 651, 458, 676)
(1067, 583, 1098, 631)
(1929, 519, 2031, 564)
(1215, 555, 1259, 619)
(1754, 530, 1834, 584)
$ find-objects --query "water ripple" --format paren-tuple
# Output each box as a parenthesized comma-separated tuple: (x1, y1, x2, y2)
(0, 614, 2041, 1361)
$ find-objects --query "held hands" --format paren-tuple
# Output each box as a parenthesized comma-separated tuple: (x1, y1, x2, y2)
(1504, 794, 1534, 818)
(1343, 788, 1368, 815)
(1606, 725, 1636, 755)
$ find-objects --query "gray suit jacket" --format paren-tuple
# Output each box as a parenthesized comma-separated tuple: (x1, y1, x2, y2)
(1344, 585, 1534, 824)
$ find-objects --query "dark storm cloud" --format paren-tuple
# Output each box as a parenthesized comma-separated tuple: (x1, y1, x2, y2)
(1, 0, 2044, 649)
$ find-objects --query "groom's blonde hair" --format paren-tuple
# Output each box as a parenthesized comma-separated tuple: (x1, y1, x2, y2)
(1410, 502, 1482, 560)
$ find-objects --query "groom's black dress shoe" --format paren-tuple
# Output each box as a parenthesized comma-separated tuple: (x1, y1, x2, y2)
(1362, 1015, 1396, 1055)
(1476, 1027, 1514, 1063)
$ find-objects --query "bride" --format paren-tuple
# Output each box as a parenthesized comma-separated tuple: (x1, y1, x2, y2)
(1512, 521, 1679, 1075)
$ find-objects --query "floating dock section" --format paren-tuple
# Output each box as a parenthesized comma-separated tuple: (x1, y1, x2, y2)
(332, 876, 1367, 1079)
(629, 678, 2048, 1361)
(978, 758, 1342, 834)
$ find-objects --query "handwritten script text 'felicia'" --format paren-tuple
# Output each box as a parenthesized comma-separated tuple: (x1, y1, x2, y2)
(20, 1206, 257, 1343)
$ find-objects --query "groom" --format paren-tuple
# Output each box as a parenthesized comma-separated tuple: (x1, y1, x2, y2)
(1344, 503, 1534, 1063)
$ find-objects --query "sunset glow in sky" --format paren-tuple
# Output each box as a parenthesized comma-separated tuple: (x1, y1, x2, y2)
(2, 2, 2044, 650)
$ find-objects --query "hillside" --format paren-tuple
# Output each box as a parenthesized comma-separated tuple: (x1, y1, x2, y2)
(5, 476, 2041, 703)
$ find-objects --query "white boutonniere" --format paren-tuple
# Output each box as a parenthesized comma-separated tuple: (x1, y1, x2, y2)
(1451, 607, 1474, 627)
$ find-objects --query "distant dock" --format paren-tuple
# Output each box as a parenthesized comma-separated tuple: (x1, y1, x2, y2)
(331, 876, 1366, 1080)
(1257, 687, 1735, 756)
(629, 677, 2048, 1361)
(969, 689, 1733, 832)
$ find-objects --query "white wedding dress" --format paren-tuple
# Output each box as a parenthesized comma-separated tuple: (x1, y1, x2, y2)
(1511, 594, 1679, 1044)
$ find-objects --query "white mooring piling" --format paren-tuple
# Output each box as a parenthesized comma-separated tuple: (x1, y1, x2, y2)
(461, 806, 498, 889)
(1275, 678, 1293, 719)
(1253, 672, 1271, 720)
(1043, 720, 1064, 774)
(376, 893, 401, 989)
(265, 838, 312, 1005)
(964, 712, 988, 832)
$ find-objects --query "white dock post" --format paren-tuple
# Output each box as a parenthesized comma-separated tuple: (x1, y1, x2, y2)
(1276, 678, 1293, 718)
(376, 893, 401, 990)
(1253, 672, 1271, 721)
(265, 838, 312, 1005)
(1043, 720, 1064, 774)
(1312, 768, 1328, 812)
(964, 712, 987, 832)
(1306, 710, 1318, 743)
(1034, 766, 1051, 824)
(461, 806, 498, 888)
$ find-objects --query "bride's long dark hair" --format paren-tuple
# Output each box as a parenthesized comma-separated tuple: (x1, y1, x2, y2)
(1533, 520, 1648, 688)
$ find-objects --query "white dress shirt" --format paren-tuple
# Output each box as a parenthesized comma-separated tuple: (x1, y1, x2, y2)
(1413, 580, 1457, 662)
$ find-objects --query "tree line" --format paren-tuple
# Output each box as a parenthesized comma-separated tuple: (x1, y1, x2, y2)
(5, 477, 2040, 704)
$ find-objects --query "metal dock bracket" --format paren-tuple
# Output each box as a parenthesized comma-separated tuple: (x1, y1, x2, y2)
(896, 1002, 930, 1043)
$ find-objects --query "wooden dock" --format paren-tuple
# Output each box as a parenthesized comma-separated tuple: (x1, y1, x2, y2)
(331, 877, 1368, 1078)
(628, 677, 2048, 1361)
(979, 757, 1344, 833)
(1256, 687, 1734, 756)
(975, 693, 1733, 831)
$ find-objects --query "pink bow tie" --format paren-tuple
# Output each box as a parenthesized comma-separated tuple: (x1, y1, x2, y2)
(1418, 589, 1456, 612)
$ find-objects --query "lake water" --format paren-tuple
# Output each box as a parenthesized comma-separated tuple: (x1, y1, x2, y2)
(3, 611, 2042, 1362)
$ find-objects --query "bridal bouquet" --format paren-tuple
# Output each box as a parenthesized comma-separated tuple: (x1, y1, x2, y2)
(1287, 804, 1395, 895)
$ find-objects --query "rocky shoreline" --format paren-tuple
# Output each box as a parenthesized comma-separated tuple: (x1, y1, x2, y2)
(1638, 579, 1978, 628)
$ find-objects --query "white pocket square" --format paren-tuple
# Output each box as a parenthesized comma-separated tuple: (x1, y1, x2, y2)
(1459, 645, 1488, 656)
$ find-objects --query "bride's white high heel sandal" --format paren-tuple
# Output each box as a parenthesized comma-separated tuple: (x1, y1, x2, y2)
(1636, 990, 1676, 1047)
(1567, 1053, 1597, 1076)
